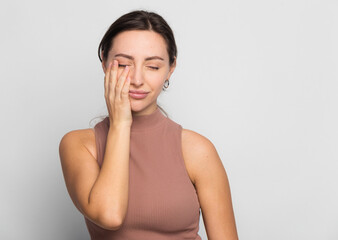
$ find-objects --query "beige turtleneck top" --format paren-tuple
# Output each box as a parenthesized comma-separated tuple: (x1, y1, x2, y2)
(84, 107, 202, 239)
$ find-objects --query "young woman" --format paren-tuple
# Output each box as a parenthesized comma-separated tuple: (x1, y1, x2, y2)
(59, 10, 238, 240)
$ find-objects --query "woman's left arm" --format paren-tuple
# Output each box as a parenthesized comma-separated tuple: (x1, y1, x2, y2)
(182, 129, 239, 240)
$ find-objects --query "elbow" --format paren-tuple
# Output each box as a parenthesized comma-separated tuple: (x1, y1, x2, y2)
(86, 198, 126, 230)
(97, 212, 124, 231)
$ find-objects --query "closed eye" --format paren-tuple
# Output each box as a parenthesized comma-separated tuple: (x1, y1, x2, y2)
(118, 64, 159, 70)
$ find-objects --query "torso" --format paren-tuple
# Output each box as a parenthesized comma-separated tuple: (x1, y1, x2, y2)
(77, 127, 197, 187)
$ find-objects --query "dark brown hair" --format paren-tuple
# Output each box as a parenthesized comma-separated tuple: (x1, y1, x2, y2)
(90, 10, 177, 127)
(98, 10, 177, 68)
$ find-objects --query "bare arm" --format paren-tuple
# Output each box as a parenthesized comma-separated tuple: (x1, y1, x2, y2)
(88, 124, 130, 227)
(59, 60, 132, 230)
(182, 129, 239, 239)
(59, 124, 131, 231)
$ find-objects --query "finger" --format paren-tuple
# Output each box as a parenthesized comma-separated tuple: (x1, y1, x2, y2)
(121, 76, 131, 100)
(104, 62, 112, 98)
(109, 60, 118, 100)
(111, 59, 118, 90)
(115, 65, 130, 99)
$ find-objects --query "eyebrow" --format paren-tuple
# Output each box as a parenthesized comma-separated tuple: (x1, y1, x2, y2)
(114, 53, 164, 61)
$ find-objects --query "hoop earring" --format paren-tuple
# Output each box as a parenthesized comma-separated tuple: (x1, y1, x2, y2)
(163, 79, 169, 89)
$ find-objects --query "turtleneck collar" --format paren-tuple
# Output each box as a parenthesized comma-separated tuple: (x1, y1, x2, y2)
(130, 107, 167, 133)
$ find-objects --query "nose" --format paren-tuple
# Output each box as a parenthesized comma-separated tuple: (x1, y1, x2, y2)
(128, 65, 144, 87)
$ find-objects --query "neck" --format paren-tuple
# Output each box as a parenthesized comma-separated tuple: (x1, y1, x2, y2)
(130, 106, 166, 132)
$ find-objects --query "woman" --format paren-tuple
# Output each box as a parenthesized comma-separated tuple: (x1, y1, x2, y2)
(59, 10, 238, 240)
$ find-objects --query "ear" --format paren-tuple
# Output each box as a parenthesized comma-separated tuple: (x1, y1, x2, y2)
(166, 57, 177, 80)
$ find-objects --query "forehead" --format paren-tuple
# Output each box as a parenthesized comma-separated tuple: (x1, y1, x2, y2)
(110, 30, 168, 58)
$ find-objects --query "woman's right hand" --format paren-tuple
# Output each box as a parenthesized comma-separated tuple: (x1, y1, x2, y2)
(104, 59, 132, 127)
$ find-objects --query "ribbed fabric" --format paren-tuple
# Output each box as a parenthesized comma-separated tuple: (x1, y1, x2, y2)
(84, 107, 202, 240)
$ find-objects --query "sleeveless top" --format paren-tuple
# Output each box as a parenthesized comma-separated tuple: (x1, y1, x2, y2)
(84, 107, 202, 240)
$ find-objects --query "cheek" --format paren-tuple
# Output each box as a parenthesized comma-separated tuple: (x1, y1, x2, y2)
(153, 79, 166, 94)
(143, 76, 164, 93)
(148, 73, 166, 86)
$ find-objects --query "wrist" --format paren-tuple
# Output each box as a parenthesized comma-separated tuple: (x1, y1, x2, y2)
(110, 121, 132, 130)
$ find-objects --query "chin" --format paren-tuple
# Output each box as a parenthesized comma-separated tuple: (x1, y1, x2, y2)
(130, 100, 156, 114)
(130, 101, 146, 112)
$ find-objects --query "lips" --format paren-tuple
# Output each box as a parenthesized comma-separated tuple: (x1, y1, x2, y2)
(129, 90, 149, 99)
(129, 90, 149, 94)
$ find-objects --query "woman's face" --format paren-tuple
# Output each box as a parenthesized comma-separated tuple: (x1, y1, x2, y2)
(102, 30, 176, 115)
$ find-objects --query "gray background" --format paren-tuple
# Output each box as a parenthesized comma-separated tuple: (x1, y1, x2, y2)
(1, 0, 337, 239)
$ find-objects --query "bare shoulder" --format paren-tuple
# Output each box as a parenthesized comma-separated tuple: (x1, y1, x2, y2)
(59, 128, 97, 161)
(181, 128, 219, 185)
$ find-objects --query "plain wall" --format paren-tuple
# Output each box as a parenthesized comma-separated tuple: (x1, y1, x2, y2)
(0, 0, 337, 239)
